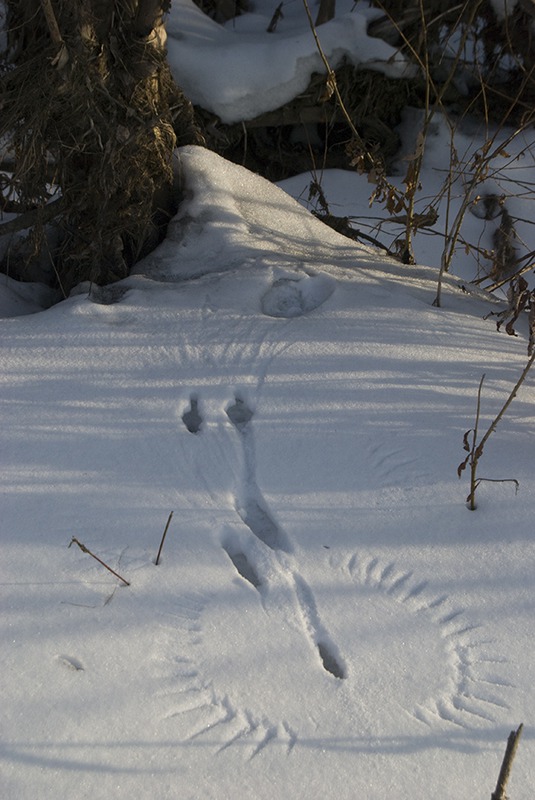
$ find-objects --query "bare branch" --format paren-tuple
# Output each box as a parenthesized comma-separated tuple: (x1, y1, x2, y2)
(38, 0, 63, 46)
(0, 198, 65, 238)
(491, 724, 524, 800)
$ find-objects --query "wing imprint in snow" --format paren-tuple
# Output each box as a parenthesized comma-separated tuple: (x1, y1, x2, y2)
(367, 438, 426, 488)
(344, 552, 513, 729)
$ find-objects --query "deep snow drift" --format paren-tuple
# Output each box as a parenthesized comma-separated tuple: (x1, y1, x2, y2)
(1, 146, 534, 799)
(165, 0, 415, 123)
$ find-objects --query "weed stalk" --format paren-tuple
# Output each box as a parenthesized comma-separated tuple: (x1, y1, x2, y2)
(155, 510, 174, 566)
(69, 537, 130, 585)
(459, 353, 535, 508)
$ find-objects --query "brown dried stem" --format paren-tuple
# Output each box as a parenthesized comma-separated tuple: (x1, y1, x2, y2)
(491, 724, 523, 800)
(38, 0, 63, 46)
(154, 510, 174, 565)
(301, 0, 371, 163)
(459, 353, 535, 509)
(69, 537, 131, 586)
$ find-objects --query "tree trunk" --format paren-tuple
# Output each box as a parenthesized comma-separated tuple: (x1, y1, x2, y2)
(1, 0, 202, 293)
(315, 0, 336, 26)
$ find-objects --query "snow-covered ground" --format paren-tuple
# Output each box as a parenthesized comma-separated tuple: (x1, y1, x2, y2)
(165, 0, 415, 123)
(2, 145, 534, 799)
(167, 0, 535, 289)
(2, 2, 535, 798)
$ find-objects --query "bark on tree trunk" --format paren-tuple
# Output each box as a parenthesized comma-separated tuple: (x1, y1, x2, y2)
(1, 0, 202, 292)
(315, 0, 336, 26)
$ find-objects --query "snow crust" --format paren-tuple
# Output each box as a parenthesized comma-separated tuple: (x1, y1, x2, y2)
(166, 0, 416, 122)
(1, 146, 534, 799)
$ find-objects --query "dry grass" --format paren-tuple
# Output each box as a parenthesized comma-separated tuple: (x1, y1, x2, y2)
(1, 0, 200, 292)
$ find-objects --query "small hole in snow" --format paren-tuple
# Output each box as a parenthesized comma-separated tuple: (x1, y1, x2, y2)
(317, 642, 345, 679)
(182, 395, 202, 434)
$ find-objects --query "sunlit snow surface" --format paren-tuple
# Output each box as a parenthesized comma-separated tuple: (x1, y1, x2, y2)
(1, 147, 534, 799)
(165, 0, 415, 122)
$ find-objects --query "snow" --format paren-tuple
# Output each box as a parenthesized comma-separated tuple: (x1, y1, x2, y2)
(280, 109, 535, 288)
(261, 272, 336, 317)
(2, 2, 535, 796)
(164, 0, 535, 286)
(165, 0, 416, 122)
(1, 144, 534, 799)
(0, 274, 57, 317)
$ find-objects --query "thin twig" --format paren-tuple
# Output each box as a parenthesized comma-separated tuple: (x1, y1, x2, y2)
(481, 257, 535, 293)
(300, 0, 369, 157)
(69, 537, 131, 586)
(467, 372, 485, 510)
(38, 0, 64, 46)
(435, 61, 535, 305)
(38, 0, 69, 68)
(461, 353, 535, 509)
(0, 197, 65, 237)
(155, 511, 174, 565)
(475, 353, 535, 462)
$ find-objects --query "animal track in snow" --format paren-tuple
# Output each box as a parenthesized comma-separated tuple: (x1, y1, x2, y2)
(261, 273, 335, 318)
(161, 393, 511, 755)
(221, 528, 346, 682)
(224, 398, 345, 679)
(221, 535, 262, 589)
(182, 394, 203, 434)
(56, 655, 84, 671)
(156, 549, 512, 759)
(226, 396, 292, 553)
(291, 572, 346, 679)
(225, 396, 253, 429)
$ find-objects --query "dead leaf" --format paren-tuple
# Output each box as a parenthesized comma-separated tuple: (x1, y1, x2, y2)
(462, 429, 473, 453)
(457, 454, 470, 478)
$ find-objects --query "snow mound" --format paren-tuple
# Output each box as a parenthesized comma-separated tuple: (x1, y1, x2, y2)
(0, 275, 57, 317)
(166, 0, 415, 123)
(134, 145, 387, 283)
